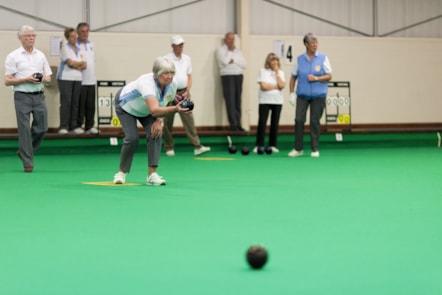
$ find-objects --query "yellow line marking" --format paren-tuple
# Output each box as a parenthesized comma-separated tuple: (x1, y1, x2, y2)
(82, 181, 142, 186)
(194, 157, 236, 161)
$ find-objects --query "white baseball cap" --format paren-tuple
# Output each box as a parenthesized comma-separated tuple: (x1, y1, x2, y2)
(171, 35, 184, 45)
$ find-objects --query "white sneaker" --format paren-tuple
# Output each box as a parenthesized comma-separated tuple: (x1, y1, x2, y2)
(58, 128, 68, 135)
(71, 127, 84, 135)
(113, 171, 126, 184)
(194, 145, 211, 156)
(270, 146, 280, 153)
(311, 151, 320, 157)
(288, 149, 304, 157)
(252, 146, 258, 153)
(146, 172, 166, 186)
(166, 150, 175, 157)
(85, 127, 99, 134)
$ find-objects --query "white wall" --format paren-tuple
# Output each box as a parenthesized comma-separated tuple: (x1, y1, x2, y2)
(1, 31, 442, 130)
(247, 35, 442, 126)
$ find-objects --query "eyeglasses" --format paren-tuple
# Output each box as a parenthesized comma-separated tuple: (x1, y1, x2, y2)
(23, 34, 37, 38)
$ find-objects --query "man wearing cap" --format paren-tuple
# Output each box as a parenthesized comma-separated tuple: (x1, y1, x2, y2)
(163, 35, 210, 156)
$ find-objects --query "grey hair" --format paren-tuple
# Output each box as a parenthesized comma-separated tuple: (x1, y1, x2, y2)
(152, 56, 176, 79)
(18, 25, 35, 37)
(303, 33, 318, 45)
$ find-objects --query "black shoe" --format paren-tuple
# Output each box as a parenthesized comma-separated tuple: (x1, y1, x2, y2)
(229, 126, 245, 132)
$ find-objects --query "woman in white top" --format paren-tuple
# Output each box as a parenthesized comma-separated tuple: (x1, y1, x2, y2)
(254, 53, 286, 153)
(57, 27, 87, 134)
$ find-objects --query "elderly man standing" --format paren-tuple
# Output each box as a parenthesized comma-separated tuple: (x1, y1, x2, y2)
(4, 25, 52, 172)
(163, 35, 210, 156)
(216, 32, 247, 131)
(77, 22, 98, 134)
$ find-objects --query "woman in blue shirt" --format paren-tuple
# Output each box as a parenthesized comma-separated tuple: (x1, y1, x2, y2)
(288, 33, 332, 158)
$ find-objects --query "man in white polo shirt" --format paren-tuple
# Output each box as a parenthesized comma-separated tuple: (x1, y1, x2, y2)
(4, 25, 52, 172)
(163, 35, 210, 156)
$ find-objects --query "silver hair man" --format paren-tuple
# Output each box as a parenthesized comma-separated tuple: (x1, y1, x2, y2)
(18, 25, 35, 37)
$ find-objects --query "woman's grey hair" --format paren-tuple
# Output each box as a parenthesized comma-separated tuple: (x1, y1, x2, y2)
(303, 33, 318, 45)
(18, 25, 35, 37)
(152, 56, 176, 79)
